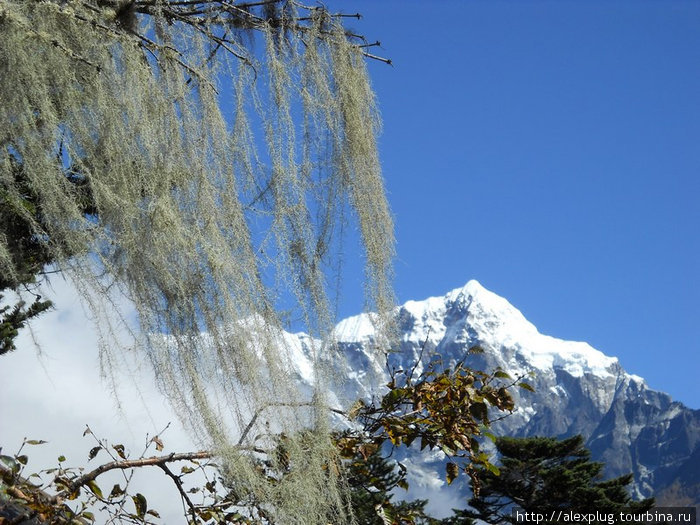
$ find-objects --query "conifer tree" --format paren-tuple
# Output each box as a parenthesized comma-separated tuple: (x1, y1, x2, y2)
(458, 435, 654, 525)
(1, 156, 91, 354)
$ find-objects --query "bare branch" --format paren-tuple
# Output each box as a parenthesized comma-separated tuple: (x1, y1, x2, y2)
(237, 402, 347, 446)
(63, 451, 212, 497)
(158, 463, 198, 522)
(362, 51, 393, 66)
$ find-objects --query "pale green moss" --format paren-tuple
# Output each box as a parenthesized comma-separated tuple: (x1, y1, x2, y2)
(1, 3, 394, 522)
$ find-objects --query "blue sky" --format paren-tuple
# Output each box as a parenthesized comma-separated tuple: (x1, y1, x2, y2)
(332, 1, 700, 408)
(0, 4, 696, 520)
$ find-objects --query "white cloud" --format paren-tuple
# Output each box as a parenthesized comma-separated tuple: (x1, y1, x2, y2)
(0, 278, 195, 523)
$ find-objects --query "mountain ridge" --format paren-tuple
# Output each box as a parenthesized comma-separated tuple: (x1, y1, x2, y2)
(294, 280, 699, 504)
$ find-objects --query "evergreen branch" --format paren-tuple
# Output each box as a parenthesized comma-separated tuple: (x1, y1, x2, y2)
(0, 295, 53, 356)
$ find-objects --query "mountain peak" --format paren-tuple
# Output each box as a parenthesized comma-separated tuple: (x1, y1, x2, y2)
(319, 281, 697, 504)
(390, 281, 624, 385)
(453, 278, 486, 296)
(335, 281, 623, 382)
(445, 280, 523, 315)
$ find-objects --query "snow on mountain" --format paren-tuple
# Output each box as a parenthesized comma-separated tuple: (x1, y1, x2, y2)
(297, 280, 700, 505)
(3, 278, 695, 522)
(406, 280, 619, 378)
(334, 280, 619, 378)
(326, 280, 626, 410)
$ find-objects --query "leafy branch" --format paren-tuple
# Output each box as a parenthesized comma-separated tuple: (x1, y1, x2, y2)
(0, 352, 532, 523)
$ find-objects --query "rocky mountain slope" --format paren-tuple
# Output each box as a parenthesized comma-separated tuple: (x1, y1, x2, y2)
(292, 280, 699, 504)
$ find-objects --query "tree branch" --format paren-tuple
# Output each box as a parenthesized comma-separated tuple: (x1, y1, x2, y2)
(158, 463, 198, 522)
(63, 451, 212, 496)
(237, 401, 347, 446)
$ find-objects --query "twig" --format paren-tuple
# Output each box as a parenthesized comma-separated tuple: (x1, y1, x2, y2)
(296, 12, 362, 22)
(63, 451, 212, 496)
(362, 51, 392, 66)
(407, 329, 431, 385)
(158, 463, 198, 522)
(237, 402, 346, 446)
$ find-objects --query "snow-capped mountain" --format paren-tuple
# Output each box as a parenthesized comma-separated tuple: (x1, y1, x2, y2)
(291, 280, 699, 505)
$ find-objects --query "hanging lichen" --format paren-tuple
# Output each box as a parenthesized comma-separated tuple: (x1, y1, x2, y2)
(0, 1, 394, 522)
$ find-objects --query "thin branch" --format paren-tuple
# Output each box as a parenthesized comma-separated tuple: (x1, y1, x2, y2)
(167, 11, 252, 65)
(236, 0, 283, 7)
(136, 0, 209, 6)
(362, 51, 393, 66)
(133, 30, 221, 93)
(296, 12, 362, 22)
(158, 463, 198, 522)
(219, 0, 267, 26)
(237, 402, 347, 446)
(407, 329, 431, 385)
(63, 451, 212, 496)
(14, 16, 100, 71)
